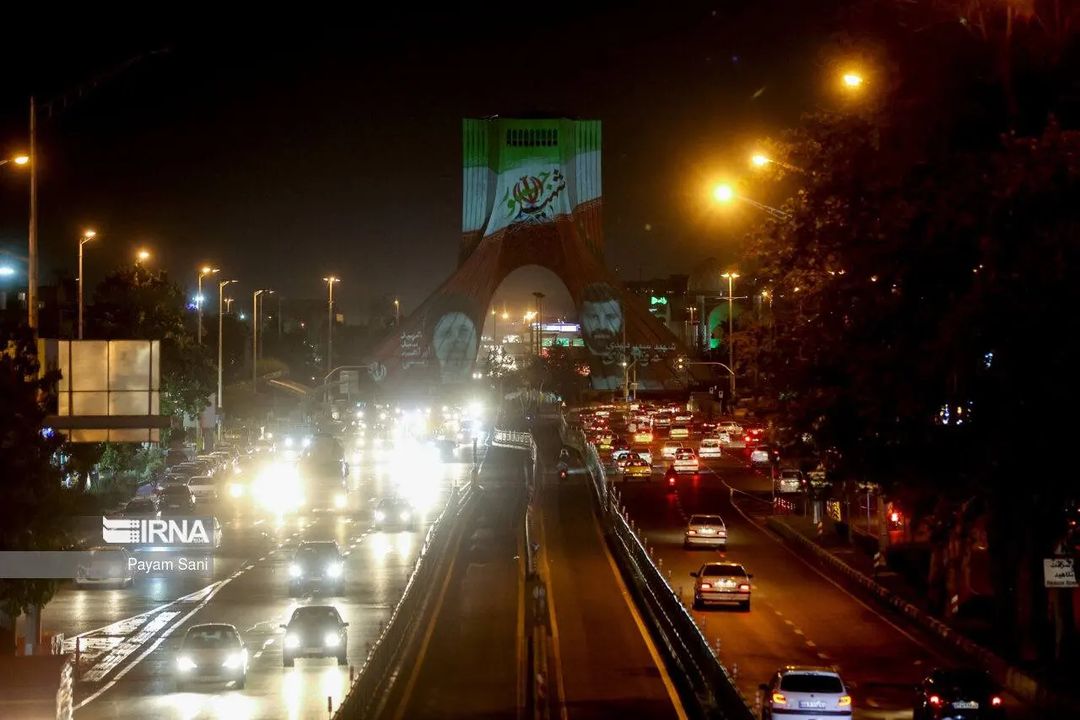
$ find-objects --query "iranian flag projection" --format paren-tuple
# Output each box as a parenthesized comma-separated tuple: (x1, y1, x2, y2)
(367, 117, 700, 393)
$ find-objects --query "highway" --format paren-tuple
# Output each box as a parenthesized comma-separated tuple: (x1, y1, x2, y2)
(617, 441, 1030, 720)
(49, 435, 484, 720)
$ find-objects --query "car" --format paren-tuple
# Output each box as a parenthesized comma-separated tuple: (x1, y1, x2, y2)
(673, 448, 699, 473)
(623, 457, 652, 480)
(698, 438, 723, 459)
(631, 429, 654, 444)
(690, 561, 751, 610)
(777, 468, 805, 494)
(611, 437, 630, 453)
(596, 433, 614, 451)
(717, 420, 742, 437)
(175, 623, 248, 690)
(669, 425, 690, 440)
(684, 514, 728, 549)
(159, 485, 196, 514)
(743, 427, 767, 448)
(631, 446, 653, 466)
(372, 497, 417, 530)
(913, 668, 1004, 719)
(661, 441, 682, 459)
(750, 447, 772, 467)
(281, 605, 348, 666)
(288, 541, 345, 596)
(75, 547, 134, 588)
(121, 496, 159, 517)
(760, 666, 852, 719)
(188, 475, 218, 502)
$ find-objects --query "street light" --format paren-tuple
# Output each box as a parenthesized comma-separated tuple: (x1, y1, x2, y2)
(841, 71, 864, 89)
(393, 297, 400, 325)
(323, 276, 340, 372)
(77, 229, 97, 339)
(224, 297, 235, 314)
(252, 289, 271, 390)
(712, 183, 789, 219)
(749, 153, 806, 174)
(0, 155, 29, 167)
(197, 266, 220, 345)
(217, 279, 237, 435)
(722, 272, 740, 403)
(0, 265, 15, 277)
(135, 249, 152, 264)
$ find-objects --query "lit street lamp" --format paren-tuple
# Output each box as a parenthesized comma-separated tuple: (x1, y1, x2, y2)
(1, 139, 35, 328)
(217, 279, 237, 435)
(0, 155, 29, 167)
(224, 297, 235, 314)
(323, 276, 340, 372)
(712, 183, 789, 220)
(393, 297, 400, 325)
(77, 230, 97, 339)
(841, 71, 864, 90)
(197, 266, 220, 345)
(722, 272, 740, 402)
(750, 153, 805, 175)
(135, 249, 152, 264)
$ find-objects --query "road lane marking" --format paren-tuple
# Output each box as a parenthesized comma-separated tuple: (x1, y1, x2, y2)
(717, 472, 941, 656)
(588, 497, 689, 720)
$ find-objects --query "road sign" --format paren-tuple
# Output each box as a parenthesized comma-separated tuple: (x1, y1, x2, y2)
(1043, 558, 1078, 588)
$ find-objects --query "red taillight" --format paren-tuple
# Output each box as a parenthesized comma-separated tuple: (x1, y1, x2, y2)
(738, 583, 750, 591)
(744, 435, 750, 441)
(699, 582, 711, 589)
(668, 477, 676, 486)
(928, 694, 942, 706)
(991, 696, 1002, 707)
(692, 473, 700, 481)
(771, 692, 786, 705)
(890, 511, 900, 522)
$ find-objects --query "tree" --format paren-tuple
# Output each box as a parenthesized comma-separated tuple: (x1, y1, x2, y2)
(0, 324, 71, 654)
(90, 265, 215, 423)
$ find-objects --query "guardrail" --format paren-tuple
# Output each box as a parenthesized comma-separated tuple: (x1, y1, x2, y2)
(331, 483, 475, 719)
(581, 443, 756, 720)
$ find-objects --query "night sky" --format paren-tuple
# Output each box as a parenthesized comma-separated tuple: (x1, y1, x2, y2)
(0, 4, 837, 320)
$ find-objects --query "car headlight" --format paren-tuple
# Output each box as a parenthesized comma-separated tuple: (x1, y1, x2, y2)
(374, 511, 385, 522)
(399, 511, 411, 521)
(284, 634, 300, 649)
(176, 655, 197, 671)
(229, 483, 244, 498)
(334, 493, 347, 509)
(284, 437, 294, 447)
(325, 562, 343, 578)
(222, 650, 246, 668)
(288, 563, 302, 578)
(323, 633, 340, 647)
(302, 437, 312, 448)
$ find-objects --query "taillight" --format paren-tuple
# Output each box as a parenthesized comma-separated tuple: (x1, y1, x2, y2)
(991, 696, 1002, 707)
(738, 583, 750, 591)
(838, 695, 851, 707)
(668, 477, 676, 486)
(771, 692, 786, 705)
(744, 435, 750, 441)
(687, 529, 697, 534)
(928, 694, 942, 706)
(699, 582, 711, 589)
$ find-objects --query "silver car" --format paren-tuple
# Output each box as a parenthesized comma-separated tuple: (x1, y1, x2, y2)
(75, 547, 134, 588)
(684, 514, 728, 549)
(691, 561, 752, 610)
(175, 623, 248, 690)
(760, 666, 851, 719)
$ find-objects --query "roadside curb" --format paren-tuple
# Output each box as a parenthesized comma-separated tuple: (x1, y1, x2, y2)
(764, 516, 1080, 715)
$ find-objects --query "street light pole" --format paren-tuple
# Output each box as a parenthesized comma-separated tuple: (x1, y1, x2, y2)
(722, 272, 740, 403)
(197, 266, 220, 345)
(217, 279, 237, 437)
(323, 277, 340, 373)
(28, 97, 38, 330)
(393, 298, 400, 325)
(77, 230, 97, 339)
(252, 289, 265, 391)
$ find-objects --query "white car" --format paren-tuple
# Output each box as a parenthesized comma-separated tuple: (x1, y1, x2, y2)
(777, 468, 804, 494)
(750, 447, 771, 466)
(673, 448, 699, 474)
(717, 421, 742, 437)
(175, 623, 248, 690)
(188, 475, 219, 502)
(669, 425, 690, 440)
(698, 438, 723, 458)
(691, 561, 751, 610)
(75, 547, 134, 588)
(684, 514, 727, 548)
(661, 441, 682, 459)
(760, 666, 852, 719)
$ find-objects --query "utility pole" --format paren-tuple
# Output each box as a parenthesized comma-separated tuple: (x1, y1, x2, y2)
(324, 277, 340, 372)
(252, 289, 266, 391)
(28, 97, 38, 329)
(218, 279, 236, 439)
(77, 230, 97, 339)
(722, 272, 740, 402)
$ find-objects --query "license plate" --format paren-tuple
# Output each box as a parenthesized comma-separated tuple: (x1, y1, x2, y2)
(799, 700, 827, 709)
(952, 700, 979, 709)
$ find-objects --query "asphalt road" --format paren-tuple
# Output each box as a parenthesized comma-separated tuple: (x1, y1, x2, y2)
(54, 436, 485, 720)
(617, 441, 1027, 720)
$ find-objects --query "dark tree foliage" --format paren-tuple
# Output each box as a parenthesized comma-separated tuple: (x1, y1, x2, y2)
(0, 324, 71, 653)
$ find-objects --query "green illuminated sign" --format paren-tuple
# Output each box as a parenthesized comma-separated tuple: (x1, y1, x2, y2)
(650, 296, 668, 306)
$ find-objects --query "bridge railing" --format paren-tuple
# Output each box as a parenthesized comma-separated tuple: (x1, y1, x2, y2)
(331, 482, 475, 720)
(581, 442, 756, 720)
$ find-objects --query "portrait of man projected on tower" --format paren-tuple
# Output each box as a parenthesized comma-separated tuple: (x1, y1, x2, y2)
(431, 311, 479, 384)
(580, 283, 624, 390)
